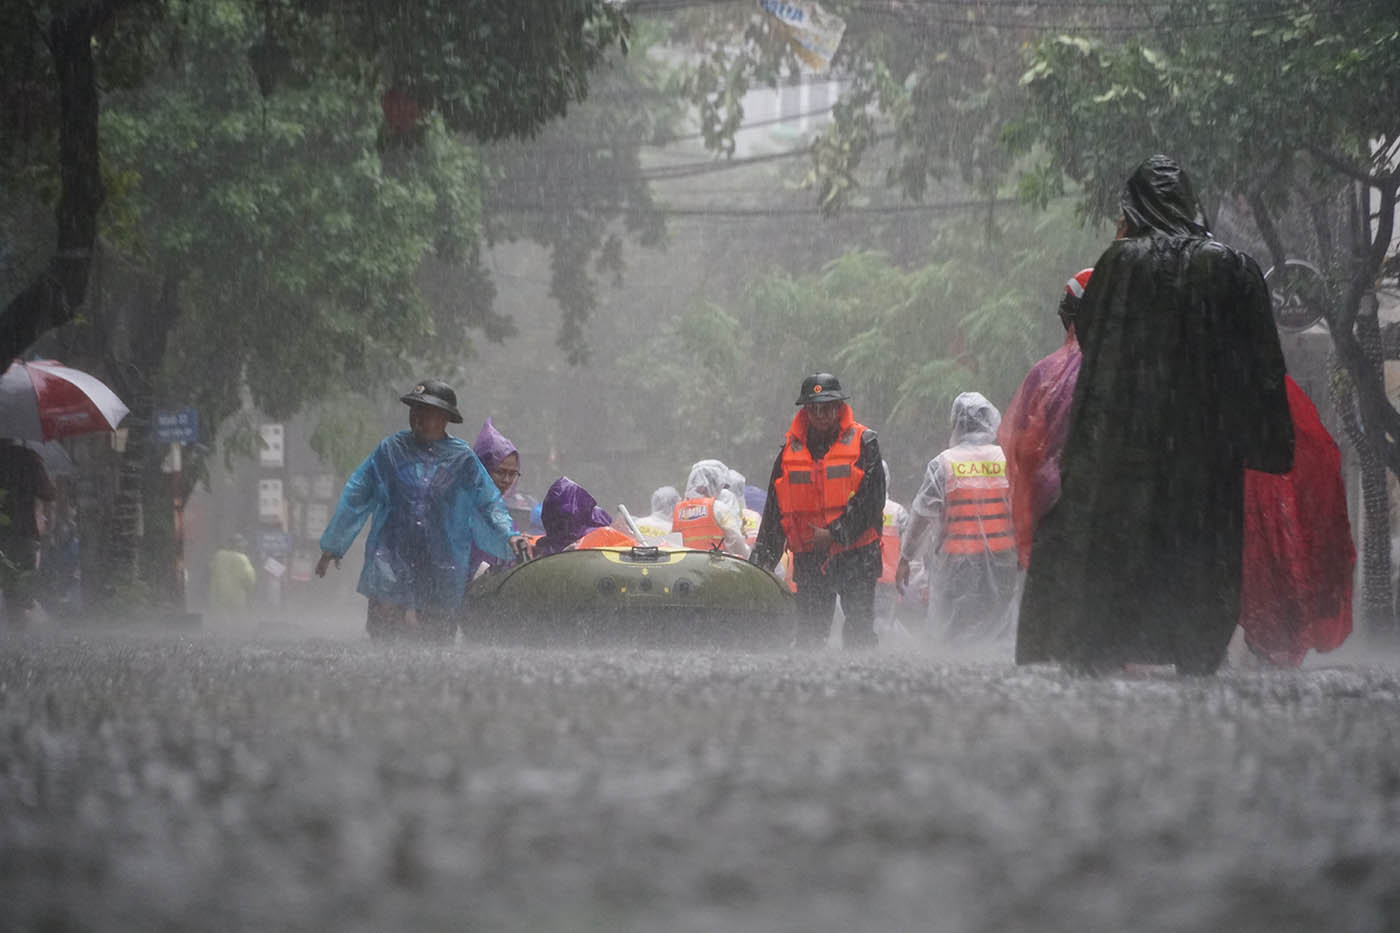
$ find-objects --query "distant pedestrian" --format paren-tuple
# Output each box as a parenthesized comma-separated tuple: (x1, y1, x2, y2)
(208, 533, 257, 613)
(0, 438, 56, 629)
(1016, 155, 1293, 675)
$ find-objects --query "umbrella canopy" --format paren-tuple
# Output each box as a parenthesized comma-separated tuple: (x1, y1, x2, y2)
(0, 359, 130, 442)
(25, 439, 75, 476)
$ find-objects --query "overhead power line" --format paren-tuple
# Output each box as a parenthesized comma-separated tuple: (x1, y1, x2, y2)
(628, 0, 1386, 33)
(640, 131, 898, 181)
(487, 196, 1021, 218)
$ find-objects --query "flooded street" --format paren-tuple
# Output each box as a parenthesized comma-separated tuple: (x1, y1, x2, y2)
(4, 624, 1399, 932)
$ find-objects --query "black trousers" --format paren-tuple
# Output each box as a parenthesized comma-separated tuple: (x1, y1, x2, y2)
(791, 542, 881, 649)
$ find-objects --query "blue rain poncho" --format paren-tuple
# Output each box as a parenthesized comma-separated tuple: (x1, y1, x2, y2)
(320, 431, 516, 609)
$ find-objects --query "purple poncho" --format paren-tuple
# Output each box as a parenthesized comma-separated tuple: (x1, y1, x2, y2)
(534, 477, 613, 557)
(472, 418, 519, 482)
(470, 418, 521, 570)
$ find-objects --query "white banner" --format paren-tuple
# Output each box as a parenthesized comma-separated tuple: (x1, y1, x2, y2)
(758, 0, 846, 72)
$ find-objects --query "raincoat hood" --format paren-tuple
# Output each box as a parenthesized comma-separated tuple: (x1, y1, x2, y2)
(649, 485, 681, 516)
(472, 417, 518, 473)
(1120, 154, 1210, 238)
(684, 459, 734, 499)
(743, 484, 767, 513)
(536, 476, 613, 556)
(949, 392, 1001, 447)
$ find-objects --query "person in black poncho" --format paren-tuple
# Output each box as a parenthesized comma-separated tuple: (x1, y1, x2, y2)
(1015, 155, 1294, 675)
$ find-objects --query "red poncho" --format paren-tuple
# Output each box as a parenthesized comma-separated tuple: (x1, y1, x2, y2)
(1240, 377, 1354, 667)
(999, 332, 1082, 569)
(1005, 350, 1353, 668)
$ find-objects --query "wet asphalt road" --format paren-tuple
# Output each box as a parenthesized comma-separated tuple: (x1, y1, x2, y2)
(2, 622, 1399, 933)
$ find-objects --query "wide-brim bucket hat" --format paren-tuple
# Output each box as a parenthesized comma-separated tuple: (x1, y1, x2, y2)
(400, 378, 463, 422)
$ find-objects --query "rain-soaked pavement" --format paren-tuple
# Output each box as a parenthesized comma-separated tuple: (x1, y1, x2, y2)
(3, 617, 1399, 933)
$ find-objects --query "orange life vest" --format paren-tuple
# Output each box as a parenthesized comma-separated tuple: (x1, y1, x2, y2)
(672, 497, 725, 550)
(878, 502, 902, 584)
(575, 526, 636, 549)
(773, 406, 880, 555)
(941, 445, 1015, 556)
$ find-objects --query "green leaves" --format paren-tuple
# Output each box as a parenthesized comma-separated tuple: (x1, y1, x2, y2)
(93, 0, 501, 439)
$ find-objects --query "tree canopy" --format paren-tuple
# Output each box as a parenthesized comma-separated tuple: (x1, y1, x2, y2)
(1, 0, 631, 365)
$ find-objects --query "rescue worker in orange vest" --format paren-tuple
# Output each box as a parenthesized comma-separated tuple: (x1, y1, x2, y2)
(750, 373, 885, 650)
(896, 392, 1018, 644)
(672, 459, 751, 557)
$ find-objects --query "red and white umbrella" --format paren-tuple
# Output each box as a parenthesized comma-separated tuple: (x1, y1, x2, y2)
(0, 359, 130, 442)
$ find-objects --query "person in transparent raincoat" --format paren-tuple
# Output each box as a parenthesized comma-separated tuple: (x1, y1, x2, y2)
(633, 485, 681, 543)
(897, 392, 1019, 644)
(672, 459, 750, 557)
(316, 379, 528, 642)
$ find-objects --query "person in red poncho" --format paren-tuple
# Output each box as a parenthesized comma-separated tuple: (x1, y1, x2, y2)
(999, 267, 1093, 571)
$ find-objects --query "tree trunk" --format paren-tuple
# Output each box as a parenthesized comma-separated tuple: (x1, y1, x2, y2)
(92, 272, 184, 613)
(1356, 301, 1398, 639)
(1332, 310, 1396, 639)
(0, 6, 115, 362)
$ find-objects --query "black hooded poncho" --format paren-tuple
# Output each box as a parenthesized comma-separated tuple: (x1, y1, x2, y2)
(1015, 155, 1294, 673)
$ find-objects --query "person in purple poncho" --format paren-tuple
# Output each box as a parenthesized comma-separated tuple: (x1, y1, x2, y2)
(473, 417, 522, 499)
(469, 417, 526, 574)
(533, 477, 614, 557)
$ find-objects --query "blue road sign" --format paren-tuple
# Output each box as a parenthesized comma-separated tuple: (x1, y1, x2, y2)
(257, 531, 293, 556)
(154, 407, 199, 444)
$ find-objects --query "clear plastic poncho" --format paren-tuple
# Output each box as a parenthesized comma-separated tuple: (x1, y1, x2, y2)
(904, 392, 1019, 643)
(634, 485, 680, 540)
(681, 459, 750, 557)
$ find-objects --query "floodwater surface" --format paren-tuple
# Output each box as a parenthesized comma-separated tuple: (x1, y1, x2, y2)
(2, 623, 1398, 932)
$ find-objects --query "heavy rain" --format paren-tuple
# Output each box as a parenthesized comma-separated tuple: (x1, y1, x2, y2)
(2, 1, 1399, 930)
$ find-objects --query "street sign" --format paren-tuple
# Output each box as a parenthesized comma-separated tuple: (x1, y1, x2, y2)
(154, 407, 199, 444)
(257, 530, 293, 556)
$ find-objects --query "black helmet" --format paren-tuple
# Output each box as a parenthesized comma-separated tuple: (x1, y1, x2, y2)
(795, 372, 850, 406)
(400, 378, 463, 423)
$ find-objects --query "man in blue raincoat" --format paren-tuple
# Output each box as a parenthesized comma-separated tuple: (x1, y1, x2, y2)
(316, 379, 529, 641)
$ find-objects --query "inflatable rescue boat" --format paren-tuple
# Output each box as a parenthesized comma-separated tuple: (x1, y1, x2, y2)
(464, 545, 795, 648)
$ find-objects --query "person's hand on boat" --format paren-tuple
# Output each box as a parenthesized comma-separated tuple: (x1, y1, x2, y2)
(895, 556, 910, 595)
(509, 534, 533, 563)
(315, 551, 341, 577)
